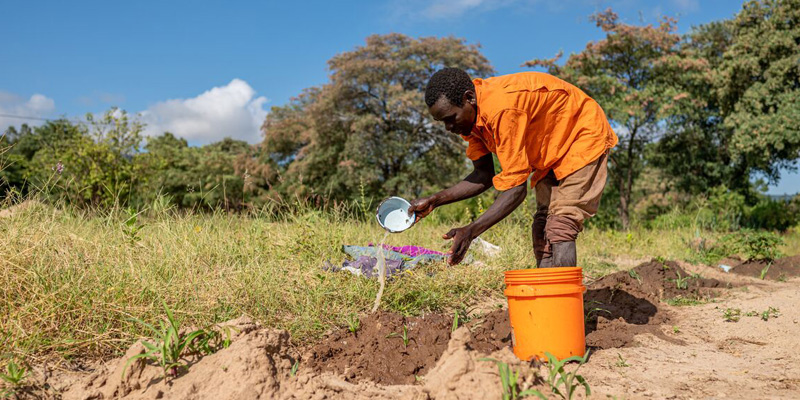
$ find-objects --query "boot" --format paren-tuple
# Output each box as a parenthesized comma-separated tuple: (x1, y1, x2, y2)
(537, 256, 554, 268)
(551, 241, 577, 267)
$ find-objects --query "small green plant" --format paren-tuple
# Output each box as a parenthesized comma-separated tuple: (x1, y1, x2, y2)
(671, 270, 690, 290)
(672, 326, 680, 333)
(122, 208, 145, 244)
(614, 354, 629, 368)
(124, 301, 218, 380)
(345, 314, 360, 335)
(0, 358, 28, 395)
(628, 269, 642, 284)
(745, 310, 758, 317)
(665, 296, 705, 306)
(722, 308, 741, 322)
(759, 262, 772, 280)
(540, 350, 592, 400)
(452, 311, 460, 333)
(761, 307, 780, 321)
(290, 360, 299, 377)
(386, 324, 412, 349)
(584, 300, 611, 322)
(478, 358, 545, 400)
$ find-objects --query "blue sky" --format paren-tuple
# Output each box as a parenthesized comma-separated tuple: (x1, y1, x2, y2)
(1, 0, 797, 194)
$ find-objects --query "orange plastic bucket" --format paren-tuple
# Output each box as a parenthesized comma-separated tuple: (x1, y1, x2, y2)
(504, 267, 586, 361)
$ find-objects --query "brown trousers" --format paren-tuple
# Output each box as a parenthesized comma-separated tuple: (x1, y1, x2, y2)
(532, 151, 609, 261)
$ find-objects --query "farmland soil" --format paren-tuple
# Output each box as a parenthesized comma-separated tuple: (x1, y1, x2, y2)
(22, 260, 800, 399)
(730, 255, 800, 280)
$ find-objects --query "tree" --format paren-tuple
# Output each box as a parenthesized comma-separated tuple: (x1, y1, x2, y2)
(715, 0, 800, 185)
(524, 10, 707, 228)
(240, 34, 494, 204)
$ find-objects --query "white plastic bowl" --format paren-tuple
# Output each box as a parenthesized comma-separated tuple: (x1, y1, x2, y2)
(376, 196, 416, 233)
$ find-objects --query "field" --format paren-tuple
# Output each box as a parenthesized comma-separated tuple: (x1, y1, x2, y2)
(2, 200, 799, 399)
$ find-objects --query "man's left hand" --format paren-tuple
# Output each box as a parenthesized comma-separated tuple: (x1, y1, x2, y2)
(443, 225, 475, 265)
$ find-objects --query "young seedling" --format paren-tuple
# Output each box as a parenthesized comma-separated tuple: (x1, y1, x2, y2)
(478, 358, 546, 400)
(761, 307, 780, 321)
(290, 360, 300, 377)
(345, 314, 360, 335)
(452, 311, 460, 333)
(0, 358, 28, 397)
(386, 324, 412, 349)
(759, 262, 772, 280)
(671, 270, 690, 290)
(541, 350, 592, 400)
(614, 354, 629, 368)
(584, 300, 611, 322)
(124, 300, 215, 380)
(722, 308, 741, 322)
(122, 208, 145, 244)
(672, 326, 680, 333)
(628, 269, 642, 284)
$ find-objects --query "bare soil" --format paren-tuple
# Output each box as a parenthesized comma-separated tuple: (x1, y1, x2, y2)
(14, 260, 800, 399)
(731, 254, 800, 280)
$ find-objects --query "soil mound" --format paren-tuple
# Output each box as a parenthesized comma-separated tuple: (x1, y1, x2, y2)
(465, 309, 513, 353)
(731, 255, 800, 280)
(62, 317, 300, 400)
(584, 259, 723, 349)
(305, 312, 452, 385)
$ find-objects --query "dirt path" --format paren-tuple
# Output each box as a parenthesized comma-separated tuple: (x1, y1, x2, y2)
(583, 272, 800, 399)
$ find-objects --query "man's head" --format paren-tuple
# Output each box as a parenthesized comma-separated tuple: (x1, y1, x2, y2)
(425, 68, 478, 136)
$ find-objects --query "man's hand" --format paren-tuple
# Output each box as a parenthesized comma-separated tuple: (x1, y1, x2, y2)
(443, 225, 475, 265)
(408, 196, 437, 222)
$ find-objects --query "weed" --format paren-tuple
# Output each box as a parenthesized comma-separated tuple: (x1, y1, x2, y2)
(0, 358, 28, 398)
(540, 350, 592, 400)
(627, 269, 642, 283)
(665, 296, 705, 306)
(452, 311, 460, 333)
(345, 314, 360, 335)
(759, 262, 772, 280)
(124, 301, 221, 380)
(122, 208, 145, 244)
(614, 354, 629, 368)
(672, 326, 680, 333)
(478, 358, 545, 400)
(722, 308, 741, 322)
(761, 307, 780, 321)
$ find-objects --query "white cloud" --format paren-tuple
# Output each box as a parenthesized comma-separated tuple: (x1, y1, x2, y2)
(671, 0, 699, 12)
(0, 91, 56, 133)
(139, 79, 268, 145)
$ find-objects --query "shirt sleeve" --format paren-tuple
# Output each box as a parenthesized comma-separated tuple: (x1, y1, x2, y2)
(490, 109, 533, 191)
(460, 134, 491, 161)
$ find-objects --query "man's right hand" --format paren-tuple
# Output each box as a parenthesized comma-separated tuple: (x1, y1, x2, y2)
(409, 196, 437, 222)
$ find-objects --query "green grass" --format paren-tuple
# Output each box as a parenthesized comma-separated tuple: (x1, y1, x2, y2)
(1, 199, 796, 362)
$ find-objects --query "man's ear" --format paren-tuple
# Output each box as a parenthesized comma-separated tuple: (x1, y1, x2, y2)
(463, 90, 476, 106)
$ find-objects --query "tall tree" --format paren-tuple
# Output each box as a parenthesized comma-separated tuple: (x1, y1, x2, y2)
(239, 34, 494, 203)
(716, 0, 800, 184)
(524, 10, 706, 228)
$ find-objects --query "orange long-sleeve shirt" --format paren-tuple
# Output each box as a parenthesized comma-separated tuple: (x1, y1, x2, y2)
(462, 72, 618, 191)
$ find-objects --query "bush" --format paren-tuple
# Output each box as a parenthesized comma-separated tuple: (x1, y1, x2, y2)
(743, 199, 798, 232)
(722, 230, 784, 262)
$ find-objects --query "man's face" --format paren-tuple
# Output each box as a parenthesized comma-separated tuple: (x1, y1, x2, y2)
(429, 93, 477, 137)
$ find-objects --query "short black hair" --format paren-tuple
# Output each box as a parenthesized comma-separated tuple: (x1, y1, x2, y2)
(425, 67, 474, 108)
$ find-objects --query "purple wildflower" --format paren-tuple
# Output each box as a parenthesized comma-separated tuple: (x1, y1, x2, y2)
(52, 161, 64, 174)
